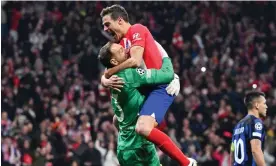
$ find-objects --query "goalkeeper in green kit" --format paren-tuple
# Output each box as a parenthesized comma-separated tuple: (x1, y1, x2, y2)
(98, 42, 175, 166)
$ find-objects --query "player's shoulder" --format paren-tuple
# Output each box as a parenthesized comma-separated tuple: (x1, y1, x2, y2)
(131, 24, 148, 31)
(251, 116, 264, 131)
(253, 117, 263, 123)
(117, 69, 128, 78)
(132, 23, 146, 28)
(237, 115, 250, 124)
(125, 67, 147, 79)
(118, 68, 136, 82)
(241, 115, 264, 130)
(234, 115, 252, 129)
(124, 67, 147, 85)
(248, 115, 264, 125)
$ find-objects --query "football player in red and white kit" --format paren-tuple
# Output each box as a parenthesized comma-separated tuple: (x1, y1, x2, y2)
(100, 5, 196, 166)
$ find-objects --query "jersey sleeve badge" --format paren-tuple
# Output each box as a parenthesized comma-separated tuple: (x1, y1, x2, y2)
(255, 122, 263, 130)
(136, 68, 145, 75)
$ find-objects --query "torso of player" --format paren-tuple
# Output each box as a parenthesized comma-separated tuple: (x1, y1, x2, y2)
(232, 115, 265, 165)
(233, 115, 265, 145)
(110, 71, 151, 150)
(120, 24, 162, 69)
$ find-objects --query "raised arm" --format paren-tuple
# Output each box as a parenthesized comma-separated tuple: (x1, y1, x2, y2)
(105, 40, 167, 78)
(104, 24, 147, 79)
(104, 46, 144, 78)
(130, 58, 174, 87)
(101, 27, 179, 95)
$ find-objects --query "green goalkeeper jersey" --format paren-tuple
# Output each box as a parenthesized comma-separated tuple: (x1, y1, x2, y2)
(111, 58, 174, 150)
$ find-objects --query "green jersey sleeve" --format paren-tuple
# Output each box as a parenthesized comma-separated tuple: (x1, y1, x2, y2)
(126, 57, 174, 87)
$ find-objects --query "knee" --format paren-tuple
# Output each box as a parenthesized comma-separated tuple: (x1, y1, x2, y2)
(135, 116, 155, 136)
(135, 121, 152, 136)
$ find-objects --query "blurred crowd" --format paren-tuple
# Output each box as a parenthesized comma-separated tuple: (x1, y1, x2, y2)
(1, 1, 276, 166)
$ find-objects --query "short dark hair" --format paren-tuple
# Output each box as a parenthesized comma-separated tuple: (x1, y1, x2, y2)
(98, 42, 113, 68)
(244, 91, 265, 110)
(100, 4, 129, 22)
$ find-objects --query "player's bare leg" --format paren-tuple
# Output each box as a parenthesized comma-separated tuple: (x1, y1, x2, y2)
(135, 115, 157, 136)
(135, 115, 194, 166)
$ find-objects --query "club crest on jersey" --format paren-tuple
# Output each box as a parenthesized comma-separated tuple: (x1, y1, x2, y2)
(136, 68, 145, 75)
(123, 38, 131, 49)
(255, 122, 263, 130)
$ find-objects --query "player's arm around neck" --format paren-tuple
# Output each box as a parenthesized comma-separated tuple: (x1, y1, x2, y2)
(250, 139, 266, 166)
(105, 46, 144, 78)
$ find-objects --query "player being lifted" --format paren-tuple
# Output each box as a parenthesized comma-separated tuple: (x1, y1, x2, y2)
(99, 42, 174, 165)
(231, 91, 267, 166)
(100, 4, 196, 166)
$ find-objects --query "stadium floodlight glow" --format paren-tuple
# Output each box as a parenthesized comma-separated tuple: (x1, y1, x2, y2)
(252, 84, 257, 89)
(201, 67, 206, 73)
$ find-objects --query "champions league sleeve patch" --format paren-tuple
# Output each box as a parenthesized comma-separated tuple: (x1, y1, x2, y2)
(255, 122, 263, 130)
(136, 68, 146, 75)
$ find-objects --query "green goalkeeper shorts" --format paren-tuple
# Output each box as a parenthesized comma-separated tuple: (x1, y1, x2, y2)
(117, 144, 161, 166)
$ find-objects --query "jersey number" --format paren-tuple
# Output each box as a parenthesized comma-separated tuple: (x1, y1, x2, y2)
(112, 95, 124, 122)
(234, 138, 245, 164)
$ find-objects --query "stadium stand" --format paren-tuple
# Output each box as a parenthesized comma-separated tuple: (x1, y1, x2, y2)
(1, 1, 276, 166)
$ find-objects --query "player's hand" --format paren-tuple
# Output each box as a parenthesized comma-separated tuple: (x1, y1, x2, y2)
(104, 68, 115, 79)
(166, 73, 180, 96)
(101, 75, 124, 92)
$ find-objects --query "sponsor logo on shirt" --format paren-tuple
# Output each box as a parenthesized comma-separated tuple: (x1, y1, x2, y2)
(132, 33, 142, 41)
